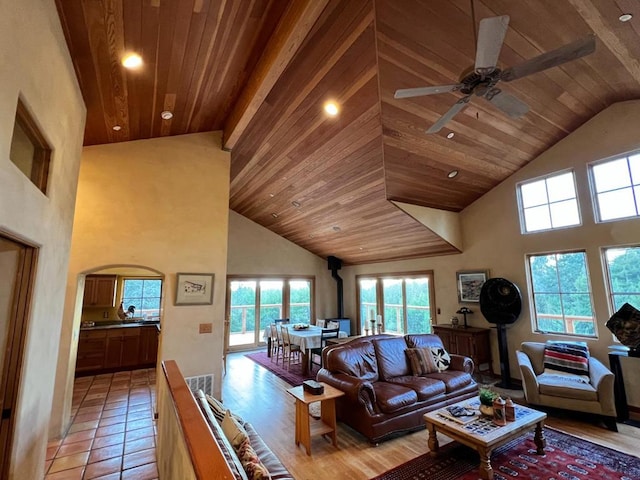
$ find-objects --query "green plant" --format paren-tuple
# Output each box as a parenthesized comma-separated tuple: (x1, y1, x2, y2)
(479, 387, 498, 406)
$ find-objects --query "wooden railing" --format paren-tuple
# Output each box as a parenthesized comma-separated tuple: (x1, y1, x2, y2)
(537, 313, 596, 335)
(157, 360, 235, 479)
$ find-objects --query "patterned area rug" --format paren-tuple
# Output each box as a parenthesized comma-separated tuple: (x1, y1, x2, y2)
(371, 428, 640, 480)
(245, 351, 316, 386)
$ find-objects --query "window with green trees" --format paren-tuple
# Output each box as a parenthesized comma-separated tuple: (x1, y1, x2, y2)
(527, 251, 596, 336)
(357, 273, 433, 335)
(603, 245, 640, 312)
(122, 278, 162, 318)
(590, 153, 640, 222)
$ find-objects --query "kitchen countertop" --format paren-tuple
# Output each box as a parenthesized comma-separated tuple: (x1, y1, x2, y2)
(80, 320, 160, 331)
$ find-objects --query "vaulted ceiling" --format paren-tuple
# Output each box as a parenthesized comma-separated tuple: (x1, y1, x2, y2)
(55, 0, 640, 265)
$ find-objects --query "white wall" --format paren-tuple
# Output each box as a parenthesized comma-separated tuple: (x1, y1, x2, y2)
(52, 132, 230, 438)
(0, 0, 86, 477)
(227, 211, 337, 319)
(345, 101, 640, 408)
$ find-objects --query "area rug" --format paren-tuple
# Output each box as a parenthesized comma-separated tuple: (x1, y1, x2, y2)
(245, 351, 316, 386)
(371, 427, 640, 480)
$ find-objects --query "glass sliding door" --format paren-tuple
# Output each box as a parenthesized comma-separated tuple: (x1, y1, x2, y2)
(358, 279, 377, 332)
(228, 280, 257, 347)
(259, 280, 283, 338)
(290, 280, 311, 323)
(383, 279, 404, 334)
(405, 277, 431, 333)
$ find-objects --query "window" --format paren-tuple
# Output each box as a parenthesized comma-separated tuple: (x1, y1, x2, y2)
(590, 153, 640, 222)
(357, 272, 434, 335)
(121, 278, 162, 319)
(517, 171, 580, 233)
(527, 251, 595, 336)
(603, 245, 640, 312)
(9, 99, 51, 193)
(227, 276, 314, 349)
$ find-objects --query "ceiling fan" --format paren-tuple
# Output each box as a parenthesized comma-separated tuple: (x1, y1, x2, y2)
(394, 15, 596, 133)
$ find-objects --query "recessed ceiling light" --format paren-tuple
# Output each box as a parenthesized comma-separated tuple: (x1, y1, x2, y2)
(292, 201, 301, 208)
(359, 247, 363, 250)
(112, 125, 122, 131)
(332, 226, 341, 232)
(160, 111, 173, 120)
(619, 13, 633, 22)
(309, 234, 315, 238)
(122, 53, 143, 69)
(447, 170, 459, 179)
(269, 193, 274, 198)
(271, 213, 279, 218)
(446, 132, 455, 139)
(324, 101, 339, 117)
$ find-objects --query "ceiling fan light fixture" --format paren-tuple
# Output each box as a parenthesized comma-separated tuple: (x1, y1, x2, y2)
(447, 170, 459, 179)
(122, 53, 143, 69)
(160, 110, 173, 120)
(619, 13, 633, 22)
(323, 101, 339, 117)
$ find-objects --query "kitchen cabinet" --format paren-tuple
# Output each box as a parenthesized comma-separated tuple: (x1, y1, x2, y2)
(432, 325, 491, 372)
(76, 325, 158, 375)
(83, 274, 117, 307)
(76, 330, 107, 373)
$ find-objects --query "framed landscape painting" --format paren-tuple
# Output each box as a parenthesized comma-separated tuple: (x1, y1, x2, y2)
(175, 273, 214, 306)
(456, 270, 488, 303)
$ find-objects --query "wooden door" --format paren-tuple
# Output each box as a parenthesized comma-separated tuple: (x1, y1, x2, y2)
(0, 235, 36, 478)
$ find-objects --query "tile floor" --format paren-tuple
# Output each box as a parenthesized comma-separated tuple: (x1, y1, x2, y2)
(44, 368, 158, 480)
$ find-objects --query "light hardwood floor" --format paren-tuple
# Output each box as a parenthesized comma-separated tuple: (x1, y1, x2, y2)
(222, 351, 640, 480)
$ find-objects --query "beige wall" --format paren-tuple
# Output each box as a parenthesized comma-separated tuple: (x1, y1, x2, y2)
(344, 101, 640, 407)
(227, 210, 337, 320)
(0, 0, 86, 478)
(51, 132, 230, 438)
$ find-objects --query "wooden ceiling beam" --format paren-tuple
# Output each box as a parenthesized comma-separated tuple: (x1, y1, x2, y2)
(222, 0, 329, 151)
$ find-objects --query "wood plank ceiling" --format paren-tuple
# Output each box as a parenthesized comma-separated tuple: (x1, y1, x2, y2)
(55, 0, 640, 265)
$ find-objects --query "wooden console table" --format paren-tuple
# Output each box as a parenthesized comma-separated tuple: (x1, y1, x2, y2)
(432, 325, 491, 372)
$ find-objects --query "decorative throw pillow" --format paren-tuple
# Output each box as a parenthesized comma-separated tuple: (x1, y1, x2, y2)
(430, 347, 451, 372)
(221, 410, 248, 449)
(543, 341, 590, 382)
(205, 393, 227, 423)
(237, 438, 271, 480)
(406, 347, 439, 375)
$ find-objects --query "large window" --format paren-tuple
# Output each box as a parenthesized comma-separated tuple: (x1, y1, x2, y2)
(603, 245, 640, 312)
(121, 278, 162, 319)
(590, 153, 640, 222)
(517, 170, 580, 233)
(227, 276, 314, 349)
(527, 251, 596, 337)
(357, 272, 434, 335)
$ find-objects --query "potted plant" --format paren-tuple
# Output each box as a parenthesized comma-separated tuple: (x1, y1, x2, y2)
(479, 386, 498, 416)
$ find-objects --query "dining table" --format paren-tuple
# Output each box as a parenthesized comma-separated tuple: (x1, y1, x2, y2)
(263, 324, 347, 374)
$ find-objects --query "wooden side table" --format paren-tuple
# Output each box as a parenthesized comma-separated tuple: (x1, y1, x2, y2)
(286, 383, 344, 455)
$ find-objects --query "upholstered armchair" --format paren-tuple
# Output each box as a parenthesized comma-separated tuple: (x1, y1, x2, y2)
(516, 342, 617, 431)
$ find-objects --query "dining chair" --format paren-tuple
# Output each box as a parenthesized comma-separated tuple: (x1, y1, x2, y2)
(269, 323, 283, 364)
(274, 318, 290, 324)
(316, 319, 326, 328)
(280, 325, 301, 370)
(309, 327, 339, 372)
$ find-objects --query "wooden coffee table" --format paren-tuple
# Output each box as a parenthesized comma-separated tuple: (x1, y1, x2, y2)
(424, 398, 546, 480)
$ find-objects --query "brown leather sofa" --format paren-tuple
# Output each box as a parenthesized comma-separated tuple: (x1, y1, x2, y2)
(316, 334, 478, 443)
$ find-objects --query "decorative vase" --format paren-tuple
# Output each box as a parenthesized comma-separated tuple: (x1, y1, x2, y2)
(479, 404, 494, 417)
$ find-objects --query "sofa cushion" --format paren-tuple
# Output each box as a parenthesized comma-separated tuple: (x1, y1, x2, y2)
(194, 391, 248, 480)
(387, 375, 446, 401)
(538, 374, 598, 401)
(424, 371, 474, 393)
(405, 334, 445, 350)
(245, 423, 292, 480)
(406, 347, 439, 375)
(372, 381, 417, 413)
(222, 410, 249, 449)
(325, 340, 378, 381)
(430, 347, 451, 372)
(374, 337, 412, 380)
(237, 438, 271, 480)
(206, 393, 227, 423)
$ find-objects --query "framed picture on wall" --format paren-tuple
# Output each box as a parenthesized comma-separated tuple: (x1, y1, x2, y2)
(456, 270, 488, 303)
(175, 273, 214, 306)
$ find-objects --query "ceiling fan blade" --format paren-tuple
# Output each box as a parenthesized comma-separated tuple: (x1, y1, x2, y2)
(501, 34, 596, 82)
(475, 15, 510, 73)
(426, 96, 471, 134)
(394, 84, 463, 99)
(485, 89, 529, 118)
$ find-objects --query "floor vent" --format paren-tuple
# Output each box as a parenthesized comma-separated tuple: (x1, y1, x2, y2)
(184, 373, 214, 397)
